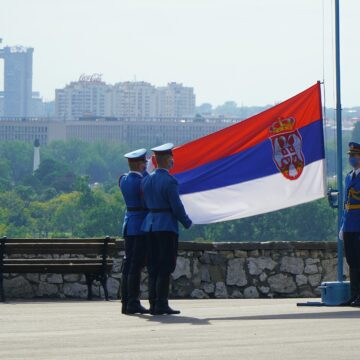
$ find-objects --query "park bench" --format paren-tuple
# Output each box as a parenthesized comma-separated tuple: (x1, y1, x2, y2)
(0, 236, 116, 302)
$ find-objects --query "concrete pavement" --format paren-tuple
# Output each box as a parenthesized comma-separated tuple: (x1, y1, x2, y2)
(1, 299, 360, 360)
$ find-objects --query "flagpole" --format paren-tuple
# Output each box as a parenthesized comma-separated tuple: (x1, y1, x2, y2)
(297, 0, 348, 307)
(335, 0, 344, 282)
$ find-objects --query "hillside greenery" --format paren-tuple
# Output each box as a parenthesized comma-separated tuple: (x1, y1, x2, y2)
(0, 138, 343, 241)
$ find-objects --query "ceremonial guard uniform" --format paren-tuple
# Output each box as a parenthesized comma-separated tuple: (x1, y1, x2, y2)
(119, 149, 149, 314)
(142, 143, 192, 315)
(341, 142, 360, 306)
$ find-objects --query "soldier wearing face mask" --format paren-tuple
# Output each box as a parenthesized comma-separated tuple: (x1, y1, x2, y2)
(119, 148, 150, 314)
(141, 143, 192, 315)
(340, 142, 360, 306)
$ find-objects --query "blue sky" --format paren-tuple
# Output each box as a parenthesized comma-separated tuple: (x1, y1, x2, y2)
(0, 0, 359, 107)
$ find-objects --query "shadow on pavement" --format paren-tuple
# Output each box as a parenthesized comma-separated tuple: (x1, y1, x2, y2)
(205, 310, 360, 321)
(136, 314, 211, 325)
(129, 309, 360, 324)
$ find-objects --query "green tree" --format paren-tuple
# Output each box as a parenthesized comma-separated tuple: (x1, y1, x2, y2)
(51, 192, 83, 236)
(0, 141, 33, 182)
(34, 158, 77, 193)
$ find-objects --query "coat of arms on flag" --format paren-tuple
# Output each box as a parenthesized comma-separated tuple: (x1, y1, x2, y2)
(269, 117, 305, 181)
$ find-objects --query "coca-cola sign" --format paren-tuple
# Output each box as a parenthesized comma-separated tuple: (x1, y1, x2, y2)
(78, 73, 103, 82)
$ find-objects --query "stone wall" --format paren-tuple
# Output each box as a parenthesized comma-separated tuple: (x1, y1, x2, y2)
(2, 241, 346, 300)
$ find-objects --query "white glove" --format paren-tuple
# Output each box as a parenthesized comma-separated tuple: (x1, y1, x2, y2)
(339, 230, 344, 241)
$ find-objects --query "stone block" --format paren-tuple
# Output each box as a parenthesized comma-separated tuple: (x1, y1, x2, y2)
(321, 258, 337, 281)
(209, 253, 226, 265)
(230, 289, 244, 298)
(221, 251, 234, 259)
(191, 289, 209, 299)
(268, 274, 296, 294)
(172, 257, 191, 280)
(36, 282, 59, 297)
(107, 277, 120, 299)
(63, 283, 88, 298)
(280, 256, 304, 275)
(226, 258, 247, 286)
(299, 285, 315, 297)
(259, 272, 267, 282)
(199, 266, 211, 283)
(243, 286, 259, 298)
(249, 250, 259, 257)
(26, 274, 40, 283)
(305, 258, 320, 265)
(209, 265, 225, 283)
(199, 253, 210, 264)
(47, 274, 63, 284)
(201, 283, 215, 294)
(112, 259, 123, 273)
(295, 274, 308, 286)
(63, 274, 81, 282)
(4, 277, 34, 299)
(214, 282, 228, 298)
(304, 264, 318, 275)
(248, 257, 277, 275)
(171, 277, 192, 298)
(308, 274, 322, 287)
(234, 250, 247, 258)
(192, 259, 200, 275)
(259, 286, 270, 294)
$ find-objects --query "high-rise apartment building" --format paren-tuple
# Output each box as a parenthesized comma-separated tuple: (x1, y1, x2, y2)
(55, 78, 196, 120)
(55, 74, 109, 120)
(156, 82, 195, 118)
(106, 81, 157, 119)
(0, 45, 34, 117)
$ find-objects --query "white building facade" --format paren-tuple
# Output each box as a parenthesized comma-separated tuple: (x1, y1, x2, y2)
(55, 77, 196, 120)
(55, 75, 109, 120)
(156, 82, 195, 118)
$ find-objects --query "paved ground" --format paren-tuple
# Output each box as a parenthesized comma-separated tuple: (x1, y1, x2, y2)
(1, 299, 360, 360)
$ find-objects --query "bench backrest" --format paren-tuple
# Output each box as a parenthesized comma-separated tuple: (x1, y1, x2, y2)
(0, 236, 117, 257)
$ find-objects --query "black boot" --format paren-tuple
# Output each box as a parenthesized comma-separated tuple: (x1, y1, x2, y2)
(126, 273, 149, 314)
(350, 269, 360, 307)
(148, 275, 157, 315)
(154, 274, 180, 315)
(340, 268, 359, 306)
(121, 274, 128, 314)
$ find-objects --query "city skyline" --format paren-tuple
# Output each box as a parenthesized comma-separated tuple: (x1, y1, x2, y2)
(1, 0, 359, 108)
(55, 78, 195, 120)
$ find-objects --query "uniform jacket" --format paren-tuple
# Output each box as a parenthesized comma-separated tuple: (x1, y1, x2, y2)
(141, 168, 192, 234)
(119, 171, 148, 236)
(341, 170, 360, 232)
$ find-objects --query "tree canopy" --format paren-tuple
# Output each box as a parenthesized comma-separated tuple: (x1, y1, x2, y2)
(0, 139, 340, 241)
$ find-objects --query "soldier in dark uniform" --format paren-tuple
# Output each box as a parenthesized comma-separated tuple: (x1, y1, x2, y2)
(141, 143, 192, 315)
(340, 142, 360, 306)
(119, 148, 149, 314)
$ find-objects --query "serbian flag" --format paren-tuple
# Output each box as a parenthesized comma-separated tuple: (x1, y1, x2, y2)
(171, 82, 326, 224)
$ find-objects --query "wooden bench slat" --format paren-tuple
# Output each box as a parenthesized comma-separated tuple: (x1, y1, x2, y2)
(4, 243, 117, 246)
(3, 264, 113, 273)
(2, 238, 116, 243)
(4, 244, 117, 255)
(4, 259, 114, 265)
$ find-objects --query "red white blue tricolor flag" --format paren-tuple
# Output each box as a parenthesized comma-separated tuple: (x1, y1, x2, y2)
(171, 82, 326, 224)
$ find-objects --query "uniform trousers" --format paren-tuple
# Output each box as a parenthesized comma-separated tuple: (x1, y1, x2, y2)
(146, 231, 179, 277)
(344, 232, 360, 298)
(122, 235, 147, 276)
